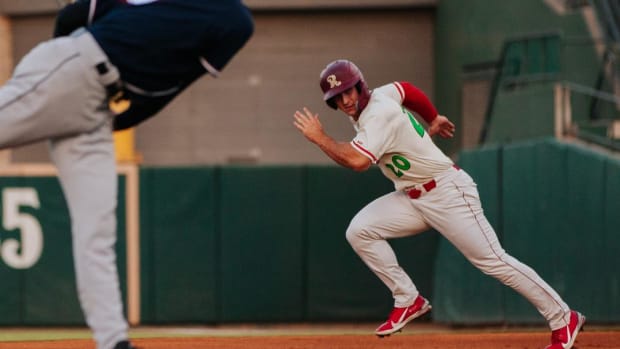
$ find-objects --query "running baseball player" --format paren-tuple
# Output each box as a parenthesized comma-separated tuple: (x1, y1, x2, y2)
(0, 1, 253, 349)
(293, 59, 585, 349)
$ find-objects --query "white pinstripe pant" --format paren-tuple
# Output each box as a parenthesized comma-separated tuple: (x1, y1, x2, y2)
(345, 166, 571, 330)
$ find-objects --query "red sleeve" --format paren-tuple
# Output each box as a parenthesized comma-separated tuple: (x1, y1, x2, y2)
(394, 81, 437, 124)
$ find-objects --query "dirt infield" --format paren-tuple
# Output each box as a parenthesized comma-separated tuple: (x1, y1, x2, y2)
(0, 331, 618, 349)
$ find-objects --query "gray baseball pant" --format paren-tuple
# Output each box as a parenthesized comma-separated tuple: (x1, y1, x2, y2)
(0, 30, 128, 349)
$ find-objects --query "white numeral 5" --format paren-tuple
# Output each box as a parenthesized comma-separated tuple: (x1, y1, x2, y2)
(2, 188, 43, 269)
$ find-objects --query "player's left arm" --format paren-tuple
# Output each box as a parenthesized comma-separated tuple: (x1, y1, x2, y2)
(395, 81, 455, 138)
(294, 107, 372, 172)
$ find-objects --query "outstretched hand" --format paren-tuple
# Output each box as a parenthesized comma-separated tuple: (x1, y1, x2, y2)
(293, 107, 325, 144)
(428, 115, 455, 138)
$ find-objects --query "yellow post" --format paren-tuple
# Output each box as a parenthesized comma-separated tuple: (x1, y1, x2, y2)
(0, 16, 12, 84)
(110, 99, 141, 163)
(113, 129, 140, 163)
(0, 16, 13, 164)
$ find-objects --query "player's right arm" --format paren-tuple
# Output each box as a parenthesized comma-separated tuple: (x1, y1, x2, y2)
(294, 107, 371, 172)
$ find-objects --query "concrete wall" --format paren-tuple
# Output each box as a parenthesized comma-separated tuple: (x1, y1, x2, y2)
(0, 4, 437, 165)
(0, 0, 437, 14)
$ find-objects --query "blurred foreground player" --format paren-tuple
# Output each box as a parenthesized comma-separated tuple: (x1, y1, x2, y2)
(0, 1, 253, 348)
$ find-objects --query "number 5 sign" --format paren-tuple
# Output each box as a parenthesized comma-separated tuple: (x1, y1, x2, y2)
(0, 164, 140, 325)
(1, 188, 43, 269)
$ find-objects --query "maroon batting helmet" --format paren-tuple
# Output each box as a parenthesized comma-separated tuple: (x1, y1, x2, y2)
(319, 60, 370, 110)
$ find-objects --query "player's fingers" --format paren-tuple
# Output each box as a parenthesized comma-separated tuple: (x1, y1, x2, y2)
(303, 107, 318, 119)
(441, 129, 454, 138)
(294, 111, 309, 123)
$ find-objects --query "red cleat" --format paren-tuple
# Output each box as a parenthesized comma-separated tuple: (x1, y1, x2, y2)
(544, 311, 586, 349)
(375, 295, 431, 337)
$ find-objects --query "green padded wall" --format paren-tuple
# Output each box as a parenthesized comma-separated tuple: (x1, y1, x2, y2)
(305, 166, 388, 320)
(433, 146, 505, 324)
(117, 176, 129, 321)
(140, 167, 218, 323)
(305, 166, 439, 321)
(0, 177, 85, 325)
(501, 140, 569, 324)
(435, 138, 620, 324)
(0, 175, 128, 325)
(6, 156, 615, 325)
(219, 166, 304, 322)
(563, 145, 610, 320)
(0, 177, 80, 325)
(22, 177, 85, 325)
(0, 244, 20, 325)
(604, 157, 620, 322)
(138, 166, 439, 324)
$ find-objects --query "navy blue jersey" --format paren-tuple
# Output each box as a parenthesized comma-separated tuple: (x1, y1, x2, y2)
(54, 0, 254, 129)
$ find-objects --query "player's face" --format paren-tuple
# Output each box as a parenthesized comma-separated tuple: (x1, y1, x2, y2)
(334, 87, 360, 117)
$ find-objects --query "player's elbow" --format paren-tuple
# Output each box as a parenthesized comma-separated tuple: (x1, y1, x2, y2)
(348, 157, 372, 172)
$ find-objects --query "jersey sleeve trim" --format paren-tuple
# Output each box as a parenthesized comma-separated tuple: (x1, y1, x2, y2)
(396, 81, 437, 124)
(393, 81, 405, 102)
(351, 140, 378, 163)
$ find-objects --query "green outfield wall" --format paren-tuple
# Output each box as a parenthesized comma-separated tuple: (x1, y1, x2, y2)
(137, 166, 439, 324)
(433, 138, 620, 324)
(1, 142, 617, 326)
(0, 174, 128, 325)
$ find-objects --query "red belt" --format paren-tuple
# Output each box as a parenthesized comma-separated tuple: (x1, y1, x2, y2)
(405, 165, 460, 199)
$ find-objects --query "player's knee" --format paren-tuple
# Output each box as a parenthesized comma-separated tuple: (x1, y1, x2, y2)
(345, 217, 380, 248)
(345, 220, 364, 247)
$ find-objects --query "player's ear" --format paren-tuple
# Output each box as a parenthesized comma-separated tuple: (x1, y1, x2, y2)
(326, 96, 338, 109)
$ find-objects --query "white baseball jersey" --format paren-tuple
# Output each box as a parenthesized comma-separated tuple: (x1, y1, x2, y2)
(350, 82, 453, 190)
(343, 83, 572, 333)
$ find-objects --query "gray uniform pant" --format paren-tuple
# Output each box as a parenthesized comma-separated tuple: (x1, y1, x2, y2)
(0, 31, 127, 349)
(346, 166, 571, 330)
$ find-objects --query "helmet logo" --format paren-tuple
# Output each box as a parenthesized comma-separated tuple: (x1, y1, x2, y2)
(326, 75, 342, 89)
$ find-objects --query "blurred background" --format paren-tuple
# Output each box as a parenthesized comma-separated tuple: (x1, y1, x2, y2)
(0, 0, 618, 329)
